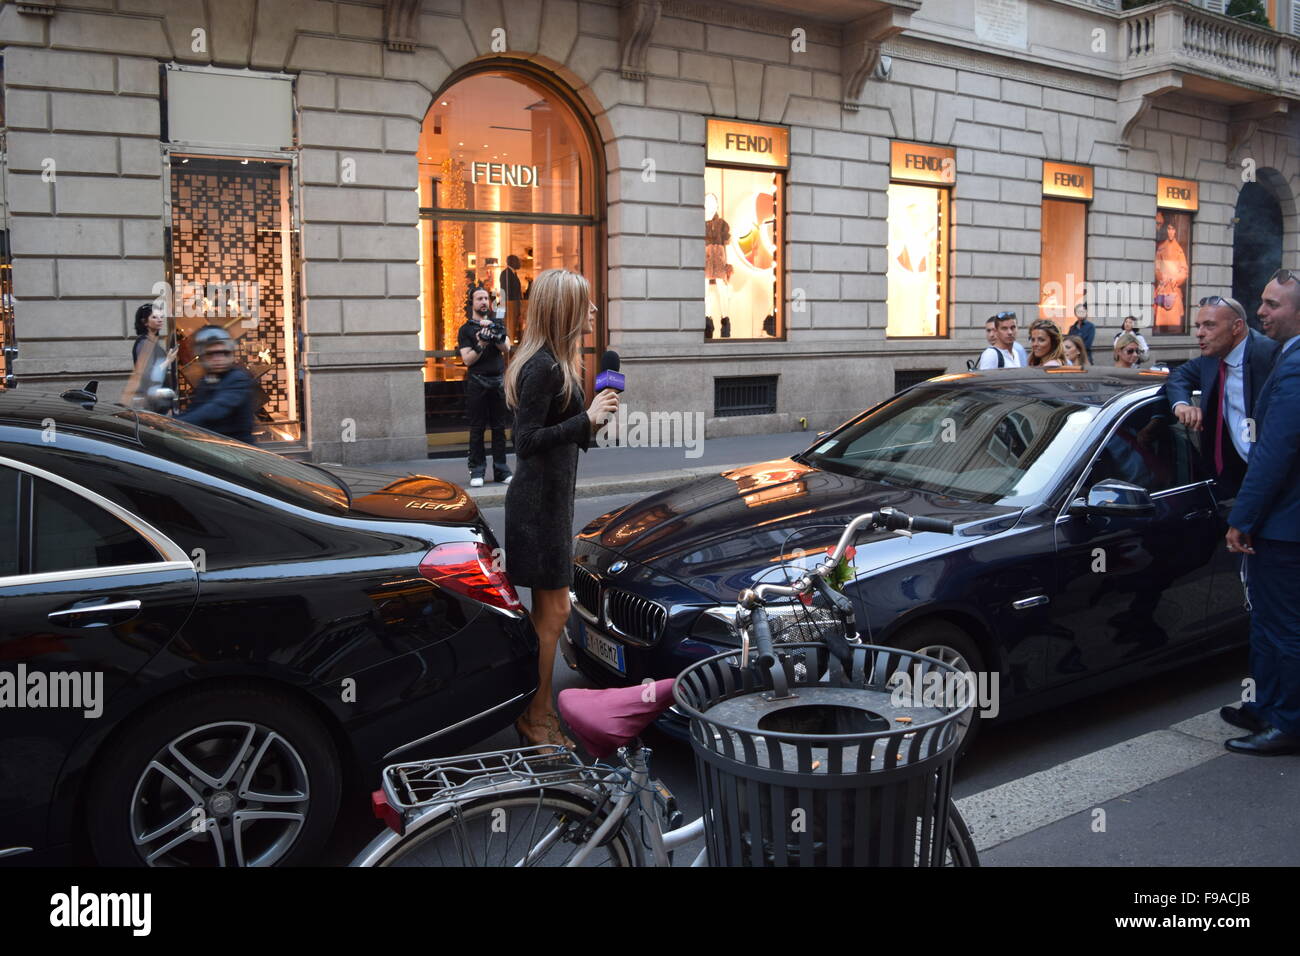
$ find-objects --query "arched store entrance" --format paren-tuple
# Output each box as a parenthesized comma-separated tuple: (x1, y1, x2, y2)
(417, 64, 605, 455)
(1232, 179, 1284, 332)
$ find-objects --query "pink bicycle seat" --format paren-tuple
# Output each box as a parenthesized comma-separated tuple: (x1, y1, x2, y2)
(557, 679, 677, 758)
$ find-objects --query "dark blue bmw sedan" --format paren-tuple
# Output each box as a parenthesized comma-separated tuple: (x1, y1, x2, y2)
(564, 367, 1247, 746)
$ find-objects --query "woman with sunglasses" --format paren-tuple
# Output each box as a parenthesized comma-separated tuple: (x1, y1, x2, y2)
(1113, 332, 1143, 369)
(1112, 315, 1149, 362)
(503, 270, 619, 748)
(1027, 319, 1065, 367)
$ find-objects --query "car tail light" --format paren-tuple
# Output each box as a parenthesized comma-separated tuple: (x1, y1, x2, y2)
(418, 541, 523, 613)
(371, 789, 404, 834)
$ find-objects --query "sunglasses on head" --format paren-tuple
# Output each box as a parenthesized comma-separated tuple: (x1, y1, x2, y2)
(991, 311, 1016, 322)
(1269, 268, 1298, 285)
(1198, 295, 1247, 321)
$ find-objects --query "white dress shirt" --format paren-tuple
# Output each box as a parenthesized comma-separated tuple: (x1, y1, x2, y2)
(1221, 335, 1250, 461)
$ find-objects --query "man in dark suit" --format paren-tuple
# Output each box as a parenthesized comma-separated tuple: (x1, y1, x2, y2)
(1164, 295, 1280, 496)
(1222, 271, 1300, 755)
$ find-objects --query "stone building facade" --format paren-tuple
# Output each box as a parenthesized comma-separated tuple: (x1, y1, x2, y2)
(2, 0, 1299, 464)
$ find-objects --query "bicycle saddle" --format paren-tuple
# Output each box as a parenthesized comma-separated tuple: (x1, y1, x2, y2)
(557, 679, 676, 759)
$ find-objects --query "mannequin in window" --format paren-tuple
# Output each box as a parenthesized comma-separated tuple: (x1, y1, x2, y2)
(1154, 220, 1188, 331)
(705, 192, 731, 338)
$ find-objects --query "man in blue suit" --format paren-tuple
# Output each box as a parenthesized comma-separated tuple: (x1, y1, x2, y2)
(1223, 271, 1300, 755)
(1164, 295, 1280, 497)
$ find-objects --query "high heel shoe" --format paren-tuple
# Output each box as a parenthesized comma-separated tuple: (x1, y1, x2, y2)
(515, 712, 575, 750)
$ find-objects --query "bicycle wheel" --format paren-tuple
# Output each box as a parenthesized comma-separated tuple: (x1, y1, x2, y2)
(374, 789, 640, 867)
(943, 804, 979, 867)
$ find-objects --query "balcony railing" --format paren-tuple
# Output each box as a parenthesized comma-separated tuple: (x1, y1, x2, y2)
(1121, 1, 1299, 96)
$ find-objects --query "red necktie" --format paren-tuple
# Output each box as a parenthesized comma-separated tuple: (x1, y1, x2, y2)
(1214, 358, 1228, 475)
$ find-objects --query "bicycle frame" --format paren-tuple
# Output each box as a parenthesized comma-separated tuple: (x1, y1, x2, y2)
(350, 741, 708, 867)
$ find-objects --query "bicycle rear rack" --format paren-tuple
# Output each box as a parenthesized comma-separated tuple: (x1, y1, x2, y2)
(383, 745, 614, 811)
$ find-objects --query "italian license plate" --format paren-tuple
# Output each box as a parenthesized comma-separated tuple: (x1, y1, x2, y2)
(583, 629, 626, 674)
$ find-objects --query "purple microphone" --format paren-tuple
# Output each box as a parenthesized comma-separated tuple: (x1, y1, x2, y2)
(595, 349, 624, 393)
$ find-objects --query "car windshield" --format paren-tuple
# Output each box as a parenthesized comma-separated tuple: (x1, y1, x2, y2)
(803, 384, 1101, 505)
(133, 411, 351, 515)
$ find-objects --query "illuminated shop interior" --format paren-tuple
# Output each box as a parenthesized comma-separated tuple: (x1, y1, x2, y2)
(417, 70, 601, 451)
(167, 156, 302, 444)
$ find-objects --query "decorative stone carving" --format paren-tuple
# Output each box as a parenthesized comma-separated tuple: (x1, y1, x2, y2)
(620, 0, 663, 81)
(843, 9, 912, 111)
(384, 0, 421, 53)
(16, 0, 57, 14)
(1116, 71, 1182, 144)
(1226, 99, 1289, 165)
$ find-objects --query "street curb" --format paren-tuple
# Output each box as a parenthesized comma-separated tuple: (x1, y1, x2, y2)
(463, 462, 739, 508)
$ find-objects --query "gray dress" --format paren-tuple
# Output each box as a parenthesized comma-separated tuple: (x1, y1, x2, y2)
(504, 348, 590, 589)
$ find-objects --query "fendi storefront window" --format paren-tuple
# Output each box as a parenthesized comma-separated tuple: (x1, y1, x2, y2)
(1154, 177, 1196, 335)
(166, 157, 303, 443)
(418, 68, 602, 452)
(1039, 162, 1092, 323)
(887, 142, 954, 338)
(162, 67, 302, 445)
(703, 119, 787, 341)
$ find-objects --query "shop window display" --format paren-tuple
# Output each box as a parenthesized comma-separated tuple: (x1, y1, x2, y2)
(1154, 210, 1191, 334)
(1039, 199, 1087, 323)
(167, 158, 302, 443)
(702, 166, 783, 340)
(886, 182, 950, 337)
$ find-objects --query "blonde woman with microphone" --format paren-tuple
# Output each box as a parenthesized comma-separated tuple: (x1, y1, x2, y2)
(504, 270, 619, 748)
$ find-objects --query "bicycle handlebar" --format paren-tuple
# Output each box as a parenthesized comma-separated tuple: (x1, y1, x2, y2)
(743, 507, 957, 612)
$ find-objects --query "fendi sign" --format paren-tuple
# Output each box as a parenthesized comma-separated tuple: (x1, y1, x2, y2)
(1042, 162, 1093, 200)
(706, 119, 789, 169)
(1156, 176, 1198, 211)
(890, 142, 957, 186)
(470, 162, 540, 188)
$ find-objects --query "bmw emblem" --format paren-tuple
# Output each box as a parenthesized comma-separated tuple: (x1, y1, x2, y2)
(608, 560, 629, 575)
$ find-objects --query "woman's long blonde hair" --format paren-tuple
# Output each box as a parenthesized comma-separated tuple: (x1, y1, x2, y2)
(505, 269, 588, 410)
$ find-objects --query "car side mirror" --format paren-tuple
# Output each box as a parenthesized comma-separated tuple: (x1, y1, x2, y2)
(1070, 479, 1155, 518)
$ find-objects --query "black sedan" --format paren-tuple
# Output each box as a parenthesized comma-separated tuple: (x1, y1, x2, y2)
(565, 368, 1246, 745)
(0, 390, 537, 866)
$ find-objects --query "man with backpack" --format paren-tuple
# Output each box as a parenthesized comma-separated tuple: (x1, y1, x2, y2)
(975, 312, 1025, 369)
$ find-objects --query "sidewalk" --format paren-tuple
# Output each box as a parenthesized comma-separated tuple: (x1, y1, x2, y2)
(957, 705, 1300, 865)
(321, 429, 818, 504)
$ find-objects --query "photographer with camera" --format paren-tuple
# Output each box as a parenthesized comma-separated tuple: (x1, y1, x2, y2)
(459, 287, 513, 487)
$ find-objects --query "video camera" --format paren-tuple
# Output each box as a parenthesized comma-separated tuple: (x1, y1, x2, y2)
(478, 321, 508, 345)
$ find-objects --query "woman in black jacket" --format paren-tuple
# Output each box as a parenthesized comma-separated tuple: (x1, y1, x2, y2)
(504, 270, 618, 747)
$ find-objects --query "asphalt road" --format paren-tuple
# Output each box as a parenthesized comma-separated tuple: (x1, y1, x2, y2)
(329, 491, 1253, 866)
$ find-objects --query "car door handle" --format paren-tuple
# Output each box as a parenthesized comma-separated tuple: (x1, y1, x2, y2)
(48, 599, 142, 626)
(1012, 595, 1049, 610)
(1183, 509, 1214, 521)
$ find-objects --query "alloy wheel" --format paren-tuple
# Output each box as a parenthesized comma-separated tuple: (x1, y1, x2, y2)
(129, 720, 310, 867)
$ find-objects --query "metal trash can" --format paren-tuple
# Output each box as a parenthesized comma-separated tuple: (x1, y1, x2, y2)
(673, 642, 972, 867)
